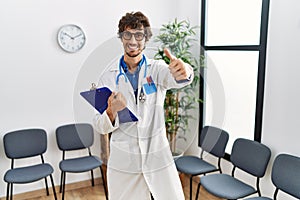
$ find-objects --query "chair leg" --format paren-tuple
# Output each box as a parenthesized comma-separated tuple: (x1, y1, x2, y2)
(60, 171, 64, 193)
(274, 188, 279, 200)
(44, 177, 50, 195)
(6, 183, 10, 200)
(62, 172, 66, 200)
(91, 170, 95, 186)
(10, 183, 13, 200)
(195, 182, 201, 200)
(50, 174, 57, 200)
(190, 175, 193, 200)
(100, 166, 108, 200)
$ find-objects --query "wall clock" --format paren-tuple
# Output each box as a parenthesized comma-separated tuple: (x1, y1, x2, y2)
(57, 24, 86, 53)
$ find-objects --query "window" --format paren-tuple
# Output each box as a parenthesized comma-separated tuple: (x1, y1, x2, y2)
(199, 0, 270, 154)
(206, 0, 262, 46)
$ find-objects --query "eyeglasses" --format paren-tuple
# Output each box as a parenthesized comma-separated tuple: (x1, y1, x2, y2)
(121, 31, 146, 41)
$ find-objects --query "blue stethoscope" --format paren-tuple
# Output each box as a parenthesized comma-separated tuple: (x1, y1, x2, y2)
(116, 54, 147, 103)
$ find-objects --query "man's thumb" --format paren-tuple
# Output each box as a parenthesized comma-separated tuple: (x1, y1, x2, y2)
(164, 48, 175, 61)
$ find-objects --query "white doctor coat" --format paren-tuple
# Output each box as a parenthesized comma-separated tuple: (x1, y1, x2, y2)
(94, 56, 193, 200)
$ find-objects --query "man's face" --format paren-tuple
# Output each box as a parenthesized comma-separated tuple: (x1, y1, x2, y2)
(121, 27, 146, 58)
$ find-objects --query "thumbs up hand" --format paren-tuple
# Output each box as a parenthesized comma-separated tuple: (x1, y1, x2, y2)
(164, 48, 193, 81)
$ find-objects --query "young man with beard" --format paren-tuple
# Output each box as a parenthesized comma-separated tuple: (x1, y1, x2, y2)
(94, 11, 193, 200)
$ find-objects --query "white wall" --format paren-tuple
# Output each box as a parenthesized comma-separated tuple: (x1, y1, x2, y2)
(260, 0, 300, 199)
(0, 0, 200, 196)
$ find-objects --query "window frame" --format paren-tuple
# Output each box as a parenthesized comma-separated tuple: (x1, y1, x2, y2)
(198, 0, 270, 159)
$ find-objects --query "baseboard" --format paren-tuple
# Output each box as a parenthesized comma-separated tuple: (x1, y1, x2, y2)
(0, 178, 102, 200)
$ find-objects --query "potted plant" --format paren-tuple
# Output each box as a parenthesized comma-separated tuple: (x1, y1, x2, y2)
(154, 19, 202, 156)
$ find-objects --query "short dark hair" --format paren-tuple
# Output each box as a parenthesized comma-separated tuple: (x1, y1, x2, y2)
(118, 11, 152, 42)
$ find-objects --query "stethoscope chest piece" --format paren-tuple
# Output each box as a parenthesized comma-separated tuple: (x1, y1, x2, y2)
(139, 90, 146, 103)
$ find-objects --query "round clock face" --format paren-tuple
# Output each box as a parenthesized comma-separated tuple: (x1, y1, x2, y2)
(57, 24, 86, 53)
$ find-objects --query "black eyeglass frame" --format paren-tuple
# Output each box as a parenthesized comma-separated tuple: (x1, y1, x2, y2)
(120, 31, 147, 41)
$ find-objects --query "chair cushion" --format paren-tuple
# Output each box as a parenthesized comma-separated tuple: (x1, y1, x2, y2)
(60, 156, 102, 173)
(201, 174, 256, 199)
(175, 156, 217, 175)
(245, 197, 272, 200)
(4, 163, 54, 183)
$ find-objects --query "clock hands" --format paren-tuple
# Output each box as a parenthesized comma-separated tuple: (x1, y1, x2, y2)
(62, 32, 73, 39)
(63, 32, 83, 40)
(73, 33, 83, 39)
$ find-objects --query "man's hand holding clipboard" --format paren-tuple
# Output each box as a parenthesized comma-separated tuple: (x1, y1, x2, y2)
(106, 91, 127, 122)
(80, 86, 138, 123)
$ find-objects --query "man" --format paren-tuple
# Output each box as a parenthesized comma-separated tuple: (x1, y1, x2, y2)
(94, 11, 193, 200)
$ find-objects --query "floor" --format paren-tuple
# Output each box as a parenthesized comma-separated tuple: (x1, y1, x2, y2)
(0, 175, 223, 200)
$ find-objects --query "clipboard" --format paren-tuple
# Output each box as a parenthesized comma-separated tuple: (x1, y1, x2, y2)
(80, 87, 138, 123)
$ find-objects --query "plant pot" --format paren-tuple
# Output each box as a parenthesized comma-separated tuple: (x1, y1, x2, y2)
(172, 149, 184, 159)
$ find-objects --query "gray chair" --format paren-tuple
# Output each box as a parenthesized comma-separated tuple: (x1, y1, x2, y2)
(3, 128, 57, 200)
(196, 138, 271, 200)
(55, 123, 108, 200)
(175, 126, 229, 200)
(246, 153, 300, 200)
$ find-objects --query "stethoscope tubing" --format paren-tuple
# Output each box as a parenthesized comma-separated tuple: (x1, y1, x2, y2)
(115, 54, 147, 85)
(116, 55, 148, 103)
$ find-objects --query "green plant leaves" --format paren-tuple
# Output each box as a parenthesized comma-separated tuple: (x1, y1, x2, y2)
(154, 18, 203, 152)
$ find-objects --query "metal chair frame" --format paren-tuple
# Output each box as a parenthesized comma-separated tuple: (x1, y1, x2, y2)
(56, 123, 108, 200)
(3, 128, 57, 200)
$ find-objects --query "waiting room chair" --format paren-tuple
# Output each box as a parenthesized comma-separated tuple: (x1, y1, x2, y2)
(175, 126, 229, 200)
(3, 128, 57, 200)
(55, 123, 108, 200)
(246, 153, 300, 200)
(196, 138, 271, 200)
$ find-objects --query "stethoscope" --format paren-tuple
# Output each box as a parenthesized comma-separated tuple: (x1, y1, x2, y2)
(116, 54, 147, 103)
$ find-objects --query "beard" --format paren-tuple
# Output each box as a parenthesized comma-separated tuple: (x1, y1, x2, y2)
(126, 51, 141, 58)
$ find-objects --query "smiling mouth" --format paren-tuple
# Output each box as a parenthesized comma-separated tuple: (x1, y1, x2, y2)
(127, 44, 139, 51)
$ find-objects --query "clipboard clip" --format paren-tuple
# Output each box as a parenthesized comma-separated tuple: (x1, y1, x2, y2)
(90, 83, 97, 90)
